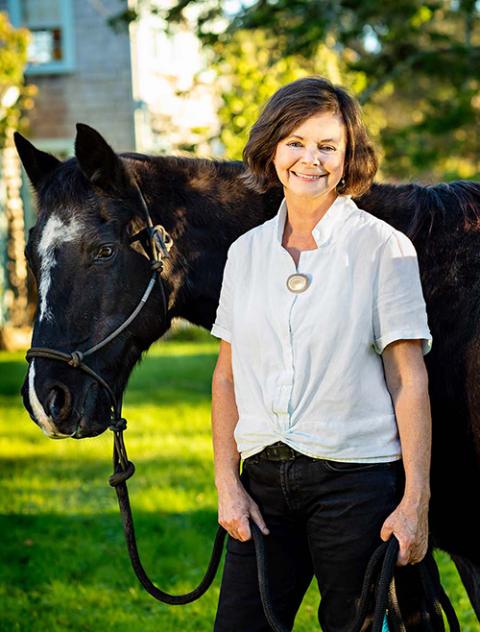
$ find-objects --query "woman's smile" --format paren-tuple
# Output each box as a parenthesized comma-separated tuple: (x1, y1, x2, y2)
(290, 171, 328, 181)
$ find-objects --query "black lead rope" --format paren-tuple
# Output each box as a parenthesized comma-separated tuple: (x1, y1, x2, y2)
(347, 535, 460, 632)
(109, 418, 460, 631)
(109, 456, 227, 604)
(25, 175, 461, 629)
(106, 415, 226, 604)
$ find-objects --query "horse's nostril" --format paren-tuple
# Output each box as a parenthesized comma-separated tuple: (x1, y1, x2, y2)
(46, 384, 72, 421)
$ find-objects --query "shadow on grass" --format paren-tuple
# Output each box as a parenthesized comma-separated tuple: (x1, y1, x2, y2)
(0, 506, 221, 589)
(1, 509, 475, 631)
(0, 507, 224, 632)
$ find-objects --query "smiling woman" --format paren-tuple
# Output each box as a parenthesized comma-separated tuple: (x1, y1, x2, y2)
(211, 76, 433, 631)
(241, 76, 377, 198)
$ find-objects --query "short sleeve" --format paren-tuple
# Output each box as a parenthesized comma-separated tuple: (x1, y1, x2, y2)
(210, 243, 237, 343)
(372, 231, 432, 356)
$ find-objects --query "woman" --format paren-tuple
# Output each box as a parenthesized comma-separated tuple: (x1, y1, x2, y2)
(210, 76, 432, 632)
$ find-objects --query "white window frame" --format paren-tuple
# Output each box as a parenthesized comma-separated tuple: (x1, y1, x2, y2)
(7, 0, 75, 75)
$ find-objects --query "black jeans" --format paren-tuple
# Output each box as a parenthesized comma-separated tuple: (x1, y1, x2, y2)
(214, 451, 405, 632)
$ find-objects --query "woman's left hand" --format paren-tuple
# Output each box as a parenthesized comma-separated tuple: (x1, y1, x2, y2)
(379, 496, 430, 566)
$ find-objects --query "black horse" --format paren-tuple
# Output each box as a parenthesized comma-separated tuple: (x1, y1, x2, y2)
(14, 124, 480, 624)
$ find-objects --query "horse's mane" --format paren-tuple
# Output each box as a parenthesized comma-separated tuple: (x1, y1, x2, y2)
(39, 152, 480, 242)
(409, 181, 480, 239)
(358, 180, 480, 244)
(120, 151, 245, 180)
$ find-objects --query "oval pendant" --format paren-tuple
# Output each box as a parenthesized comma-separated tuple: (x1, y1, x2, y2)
(286, 273, 310, 293)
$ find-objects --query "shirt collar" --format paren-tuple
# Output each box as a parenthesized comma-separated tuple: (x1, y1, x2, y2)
(274, 194, 354, 248)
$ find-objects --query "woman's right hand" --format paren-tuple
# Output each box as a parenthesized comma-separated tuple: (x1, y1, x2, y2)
(217, 478, 270, 541)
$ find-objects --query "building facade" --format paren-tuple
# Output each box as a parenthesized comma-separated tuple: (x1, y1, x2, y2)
(0, 0, 220, 346)
(3, 0, 219, 156)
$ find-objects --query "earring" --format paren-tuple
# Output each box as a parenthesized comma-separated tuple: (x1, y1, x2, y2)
(338, 177, 346, 190)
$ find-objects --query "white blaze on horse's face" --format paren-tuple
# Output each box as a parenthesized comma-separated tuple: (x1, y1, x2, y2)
(28, 360, 74, 439)
(26, 213, 83, 438)
(37, 214, 83, 322)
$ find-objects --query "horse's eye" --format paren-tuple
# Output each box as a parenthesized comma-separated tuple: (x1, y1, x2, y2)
(95, 244, 116, 261)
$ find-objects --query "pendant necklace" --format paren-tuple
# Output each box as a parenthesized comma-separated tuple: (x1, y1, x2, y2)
(286, 273, 310, 293)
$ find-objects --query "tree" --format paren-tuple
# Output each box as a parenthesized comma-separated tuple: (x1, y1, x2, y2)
(0, 11, 36, 349)
(210, 29, 385, 163)
(114, 0, 480, 182)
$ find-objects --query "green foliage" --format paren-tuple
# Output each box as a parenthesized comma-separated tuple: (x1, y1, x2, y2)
(0, 341, 478, 630)
(211, 30, 372, 161)
(153, 0, 480, 182)
(0, 11, 33, 149)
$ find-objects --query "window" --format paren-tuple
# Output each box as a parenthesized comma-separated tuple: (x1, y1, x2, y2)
(7, 0, 75, 74)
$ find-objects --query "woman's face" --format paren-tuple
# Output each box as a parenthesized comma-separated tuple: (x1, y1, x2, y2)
(272, 111, 347, 204)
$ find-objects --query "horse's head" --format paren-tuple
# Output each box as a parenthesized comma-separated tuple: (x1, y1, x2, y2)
(16, 124, 172, 439)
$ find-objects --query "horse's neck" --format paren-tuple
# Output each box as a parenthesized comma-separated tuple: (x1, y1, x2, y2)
(141, 157, 282, 328)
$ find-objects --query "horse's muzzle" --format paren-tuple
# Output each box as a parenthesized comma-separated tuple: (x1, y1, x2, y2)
(22, 361, 110, 439)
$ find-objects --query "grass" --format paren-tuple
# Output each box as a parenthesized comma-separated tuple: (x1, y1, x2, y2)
(0, 328, 476, 631)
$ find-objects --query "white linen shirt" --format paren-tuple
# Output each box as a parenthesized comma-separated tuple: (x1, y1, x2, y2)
(211, 194, 432, 463)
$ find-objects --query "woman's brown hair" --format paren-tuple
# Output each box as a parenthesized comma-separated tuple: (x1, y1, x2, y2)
(241, 76, 378, 197)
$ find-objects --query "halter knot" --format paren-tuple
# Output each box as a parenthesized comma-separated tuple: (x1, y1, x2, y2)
(109, 417, 128, 432)
(69, 351, 84, 367)
(109, 460, 135, 486)
(151, 261, 163, 272)
(149, 224, 172, 258)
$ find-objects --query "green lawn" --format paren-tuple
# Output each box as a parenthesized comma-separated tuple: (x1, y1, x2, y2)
(0, 330, 476, 631)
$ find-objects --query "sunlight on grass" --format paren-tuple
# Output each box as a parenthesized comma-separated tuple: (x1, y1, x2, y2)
(0, 339, 477, 631)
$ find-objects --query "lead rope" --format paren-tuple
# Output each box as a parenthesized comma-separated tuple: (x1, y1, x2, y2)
(348, 536, 460, 632)
(108, 417, 228, 604)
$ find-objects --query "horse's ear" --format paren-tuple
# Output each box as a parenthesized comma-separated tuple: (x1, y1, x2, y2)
(75, 123, 130, 194)
(13, 132, 62, 189)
